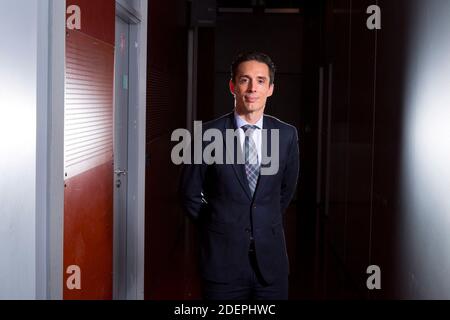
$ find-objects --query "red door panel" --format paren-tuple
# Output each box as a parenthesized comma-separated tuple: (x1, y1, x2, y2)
(64, 163, 113, 299)
(64, 0, 115, 300)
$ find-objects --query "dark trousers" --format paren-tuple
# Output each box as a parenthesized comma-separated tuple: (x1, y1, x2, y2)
(202, 251, 288, 300)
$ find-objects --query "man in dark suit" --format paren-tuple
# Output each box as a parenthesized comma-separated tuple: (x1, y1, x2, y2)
(180, 52, 299, 300)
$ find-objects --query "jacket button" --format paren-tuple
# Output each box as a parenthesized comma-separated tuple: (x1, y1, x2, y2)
(253, 205, 257, 209)
(245, 228, 251, 233)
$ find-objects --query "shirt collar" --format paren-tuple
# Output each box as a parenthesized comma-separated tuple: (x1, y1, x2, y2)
(234, 111, 263, 130)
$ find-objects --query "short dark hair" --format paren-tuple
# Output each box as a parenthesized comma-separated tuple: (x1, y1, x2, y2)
(231, 51, 276, 85)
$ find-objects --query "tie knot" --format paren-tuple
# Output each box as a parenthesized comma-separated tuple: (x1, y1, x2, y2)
(241, 125, 259, 133)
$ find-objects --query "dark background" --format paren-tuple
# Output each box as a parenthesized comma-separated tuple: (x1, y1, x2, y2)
(144, 0, 450, 300)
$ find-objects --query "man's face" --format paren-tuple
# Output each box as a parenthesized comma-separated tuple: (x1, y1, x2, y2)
(230, 60, 274, 115)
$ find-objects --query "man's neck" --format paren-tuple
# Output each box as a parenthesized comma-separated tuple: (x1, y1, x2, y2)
(235, 109, 264, 125)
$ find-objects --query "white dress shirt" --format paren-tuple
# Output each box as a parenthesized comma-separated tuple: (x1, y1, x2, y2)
(234, 111, 263, 165)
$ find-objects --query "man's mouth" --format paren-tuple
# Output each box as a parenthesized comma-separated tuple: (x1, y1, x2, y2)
(245, 96, 258, 103)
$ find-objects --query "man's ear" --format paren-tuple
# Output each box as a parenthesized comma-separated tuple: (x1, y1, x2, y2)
(229, 79, 235, 95)
(268, 83, 274, 97)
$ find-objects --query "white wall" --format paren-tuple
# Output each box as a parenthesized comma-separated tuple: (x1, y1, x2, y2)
(0, 0, 39, 299)
(0, 0, 65, 300)
(401, 0, 450, 299)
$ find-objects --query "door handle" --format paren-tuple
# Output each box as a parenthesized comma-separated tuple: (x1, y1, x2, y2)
(114, 169, 127, 177)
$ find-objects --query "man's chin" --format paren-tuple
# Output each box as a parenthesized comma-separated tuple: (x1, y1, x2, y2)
(236, 104, 264, 115)
(243, 104, 263, 112)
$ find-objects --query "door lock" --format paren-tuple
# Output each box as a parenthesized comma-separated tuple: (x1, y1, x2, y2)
(114, 169, 127, 177)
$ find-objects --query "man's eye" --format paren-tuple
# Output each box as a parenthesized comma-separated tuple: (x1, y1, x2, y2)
(239, 78, 248, 83)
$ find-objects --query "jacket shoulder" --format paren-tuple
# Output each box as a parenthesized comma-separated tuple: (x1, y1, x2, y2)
(202, 112, 232, 130)
(264, 114, 298, 138)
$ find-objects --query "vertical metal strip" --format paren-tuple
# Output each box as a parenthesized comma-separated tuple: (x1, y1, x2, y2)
(325, 64, 333, 218)
(48, 0, 66, 300)
(316, 67, 324, 205)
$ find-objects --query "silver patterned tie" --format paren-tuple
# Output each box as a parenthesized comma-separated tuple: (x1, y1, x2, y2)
(242, 125, 260, 196)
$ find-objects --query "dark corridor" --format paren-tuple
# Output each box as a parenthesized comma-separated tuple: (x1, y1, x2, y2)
(145, 0, 450, 300)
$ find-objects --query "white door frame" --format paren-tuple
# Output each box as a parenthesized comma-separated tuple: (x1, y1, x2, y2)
(113, 0, 147, 300)
(37, 0, 65, 300)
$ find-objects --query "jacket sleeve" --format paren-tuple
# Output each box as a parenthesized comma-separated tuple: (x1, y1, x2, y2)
(179, 158, 208, 221)
(280, 127, 300, 213)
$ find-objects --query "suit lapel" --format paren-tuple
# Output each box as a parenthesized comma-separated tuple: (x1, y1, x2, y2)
(221, 113, 253, 201)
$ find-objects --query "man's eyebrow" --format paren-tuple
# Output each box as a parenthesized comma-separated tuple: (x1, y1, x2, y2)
(238, 75, 268, 80)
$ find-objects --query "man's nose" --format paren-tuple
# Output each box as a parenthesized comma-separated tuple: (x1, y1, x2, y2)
(247, 80, 256, 92)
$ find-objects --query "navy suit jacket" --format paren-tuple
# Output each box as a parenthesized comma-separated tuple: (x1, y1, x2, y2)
(180, 112, 299, 284)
